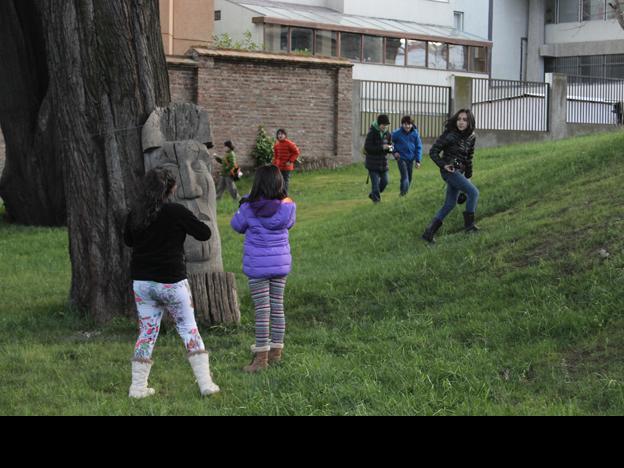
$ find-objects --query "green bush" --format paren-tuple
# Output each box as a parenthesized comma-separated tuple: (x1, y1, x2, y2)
(252, 126, 275, 167)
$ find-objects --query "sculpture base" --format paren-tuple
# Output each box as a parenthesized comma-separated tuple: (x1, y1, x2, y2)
(188, 271, 241, 327)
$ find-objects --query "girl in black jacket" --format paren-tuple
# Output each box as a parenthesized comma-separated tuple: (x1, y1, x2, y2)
(124, 167, 220, 398)
(422, 109, 480, 244)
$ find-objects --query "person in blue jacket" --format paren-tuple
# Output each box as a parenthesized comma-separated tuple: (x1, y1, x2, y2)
(392, 116, 423, 197)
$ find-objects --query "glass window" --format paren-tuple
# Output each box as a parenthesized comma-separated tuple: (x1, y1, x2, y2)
(546, 0, 557, 23)
(406, 40, 427, 67)
(559, 0, 581, 22)
(340, 33, 362, 62)
(607, 3, 618, 19)
(291, 28, 313, 54)
(363, 36, 383, 64)
(315, 30, 337, 57)
(448, 44, 468, 71)
(580, 55, 604, 77)
(385, 38, 405, 66)
(265, 24, 288, 53)
(454, 12, 464, 31)
(469, 47, 488, 73)
(583, 0, 607, 21)
(606, 54, 624, 79)
(428, 42, 448, 69)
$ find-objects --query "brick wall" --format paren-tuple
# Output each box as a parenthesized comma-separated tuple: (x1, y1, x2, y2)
(169, 49, 354, 171)
(167, 58, 198, 104)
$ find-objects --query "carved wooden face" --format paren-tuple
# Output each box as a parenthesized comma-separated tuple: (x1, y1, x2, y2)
(145, 140, 217, 271)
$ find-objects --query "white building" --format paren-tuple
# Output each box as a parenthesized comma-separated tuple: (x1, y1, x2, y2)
(214, 0, 492, 86)
(492, 0, 624, 81)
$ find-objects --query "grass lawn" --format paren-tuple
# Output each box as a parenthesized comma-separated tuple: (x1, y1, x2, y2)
(0, 132, 623, 415)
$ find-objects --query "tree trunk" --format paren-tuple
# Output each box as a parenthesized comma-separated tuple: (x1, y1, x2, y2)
(611, 1, 624, 30)
(0, 1, 65, 226)
(39, 0, 170, 322)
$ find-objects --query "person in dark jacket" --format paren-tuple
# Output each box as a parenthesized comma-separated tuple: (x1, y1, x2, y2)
(124, 167, 220, 398)
(422, 109, 480, 244)
(392, 115, 423, 196)
(365, 114, 393, 203)
(231, 165, 297, 373)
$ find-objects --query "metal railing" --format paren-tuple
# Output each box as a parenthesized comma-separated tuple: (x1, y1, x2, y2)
(357, 80, 452, 139)
(472, 78, 550, 132)
(567, 76, 624, 125)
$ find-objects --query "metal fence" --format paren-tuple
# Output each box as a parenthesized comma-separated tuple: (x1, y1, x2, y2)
(567, 76, 624, 125)
(357, 80, 452, 139)
(472, 78, 550, 132)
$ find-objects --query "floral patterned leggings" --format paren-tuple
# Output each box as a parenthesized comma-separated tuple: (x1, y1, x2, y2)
(132, 280, 205, 361)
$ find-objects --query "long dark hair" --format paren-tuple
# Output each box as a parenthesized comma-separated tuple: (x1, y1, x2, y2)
(128, 167, 177, 233)
(445, 109, 476, 134)
(244, 165, 287, 204)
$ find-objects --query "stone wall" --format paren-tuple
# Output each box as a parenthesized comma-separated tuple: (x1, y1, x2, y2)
(168, 49, 354, 170)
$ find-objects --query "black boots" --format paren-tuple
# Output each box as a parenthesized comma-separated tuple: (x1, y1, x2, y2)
(422, 219, 443, 244)
(463, 212, 479, 233)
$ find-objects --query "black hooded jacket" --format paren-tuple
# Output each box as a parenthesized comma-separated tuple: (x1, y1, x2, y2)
(430, 130, 476, 179)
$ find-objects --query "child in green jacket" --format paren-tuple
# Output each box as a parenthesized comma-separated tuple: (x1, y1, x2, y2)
(216, 140, 240, 201)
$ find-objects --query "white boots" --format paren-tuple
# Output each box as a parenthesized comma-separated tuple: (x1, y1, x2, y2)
(129, 352, 220, 399)
(188, 352, 221, 396)
(129, 360, 156, 399)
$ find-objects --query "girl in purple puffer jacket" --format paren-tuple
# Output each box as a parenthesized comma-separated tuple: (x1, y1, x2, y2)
(231, 165, 297, 373)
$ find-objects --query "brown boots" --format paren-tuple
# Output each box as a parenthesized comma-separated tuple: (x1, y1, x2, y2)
(243, 343, 284, 373)
(243, 345, 270, 373)
(268, 343, 284, 364)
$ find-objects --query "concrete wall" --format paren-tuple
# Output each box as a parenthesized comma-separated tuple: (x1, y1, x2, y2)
(214, 0, 262, 45)
(169, 49, 354, 170)
(491, 0, 529, 80)
(352, 63, 487, 87)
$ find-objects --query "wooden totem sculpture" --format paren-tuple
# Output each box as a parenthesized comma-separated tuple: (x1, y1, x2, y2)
(142, 103, 240, 326)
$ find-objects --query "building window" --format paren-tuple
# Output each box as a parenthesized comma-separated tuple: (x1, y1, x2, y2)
(265, 24, 289, 53)
(546, 54, 624, 79)
(407, 40, 427, 67)
(454, 11, 465, 32)
(559, 0, 581, 23)
(214, 10, 221, 21)
(291, 28, 314, 54)
(546, 0, 557, 23)
(385, 38, 406, 66)
(428, 42, 448, 69)
(448, 44, 468, 71)
(363, 35, 383, 64)
(340, 33, 362, 62)
(606, 55, 624, 78)
(469, 47, 489, 73)
(583, 0, 608, 21)
(315, 30, 337, 57)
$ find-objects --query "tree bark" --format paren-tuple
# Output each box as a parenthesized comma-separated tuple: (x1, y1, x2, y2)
(610, 1, 624, 30)
(0, 1, 65, 226)
(39, 0, 170, 322)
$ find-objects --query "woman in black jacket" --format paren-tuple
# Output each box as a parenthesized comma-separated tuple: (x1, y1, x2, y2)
(124, 167, 220, 399)
(422, 109, 480, 244)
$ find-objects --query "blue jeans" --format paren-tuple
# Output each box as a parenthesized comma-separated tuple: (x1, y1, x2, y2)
(435, 171, 480, 221)
(398, 159, 415, 195)
(369, 170, 389, 202)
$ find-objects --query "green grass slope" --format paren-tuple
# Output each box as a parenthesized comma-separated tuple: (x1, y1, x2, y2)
(0, 132, 622, 415)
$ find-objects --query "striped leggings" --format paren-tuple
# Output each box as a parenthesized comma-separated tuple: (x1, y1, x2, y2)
(248, 277, 288, 349)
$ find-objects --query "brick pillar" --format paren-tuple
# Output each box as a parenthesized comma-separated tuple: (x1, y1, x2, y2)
(336, 66, 353, 166)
